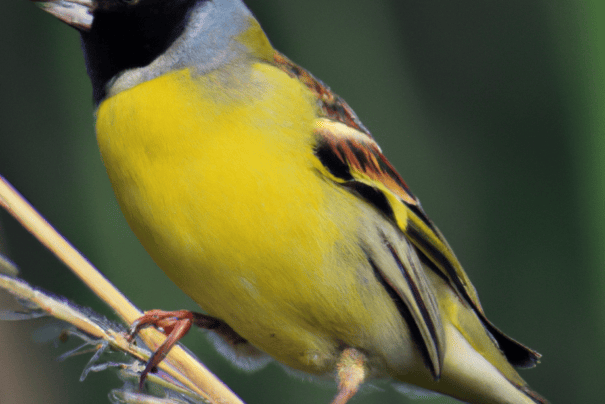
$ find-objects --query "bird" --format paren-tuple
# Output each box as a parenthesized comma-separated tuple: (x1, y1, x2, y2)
(34, 0, 548, 403)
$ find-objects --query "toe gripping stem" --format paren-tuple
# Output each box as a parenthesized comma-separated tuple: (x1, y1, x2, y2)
(127, 309, 223, 389)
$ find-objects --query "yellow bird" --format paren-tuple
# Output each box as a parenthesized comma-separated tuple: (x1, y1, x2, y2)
(36, 0, 547, 403)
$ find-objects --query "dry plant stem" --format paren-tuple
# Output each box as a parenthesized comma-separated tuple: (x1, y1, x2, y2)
(0, 274, 152, 364)
(0, 175, 245, 404)
(0, 273, 208, 404)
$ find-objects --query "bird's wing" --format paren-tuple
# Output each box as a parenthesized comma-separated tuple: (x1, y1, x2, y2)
(314, 118, 451, 378)
(273, 53, 480, 308)
(313, 117, 541, 370)
(273, 51, 540, 371)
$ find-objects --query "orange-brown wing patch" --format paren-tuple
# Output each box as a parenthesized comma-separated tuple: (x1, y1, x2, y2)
(272, 52, 421, 208)
(273, 52, 372, 137)
(314, 119, 422, 210)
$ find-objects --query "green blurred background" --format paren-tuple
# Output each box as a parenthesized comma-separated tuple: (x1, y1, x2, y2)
(1, 0, 603, 403)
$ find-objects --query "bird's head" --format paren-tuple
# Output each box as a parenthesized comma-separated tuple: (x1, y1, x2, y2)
(32, 0, 254, 104)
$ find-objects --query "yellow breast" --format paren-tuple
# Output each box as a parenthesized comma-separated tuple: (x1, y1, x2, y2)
(95, 61, 417, 374)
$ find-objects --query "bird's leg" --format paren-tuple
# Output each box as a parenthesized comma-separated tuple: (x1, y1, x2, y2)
(331, 347, 368, 404)
(126, 309, 245, 389)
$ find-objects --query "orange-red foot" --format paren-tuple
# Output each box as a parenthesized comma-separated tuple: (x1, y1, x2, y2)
(127, 309, 245, 389)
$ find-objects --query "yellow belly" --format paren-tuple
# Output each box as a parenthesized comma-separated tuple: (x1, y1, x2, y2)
(95, 63, 415, 374)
